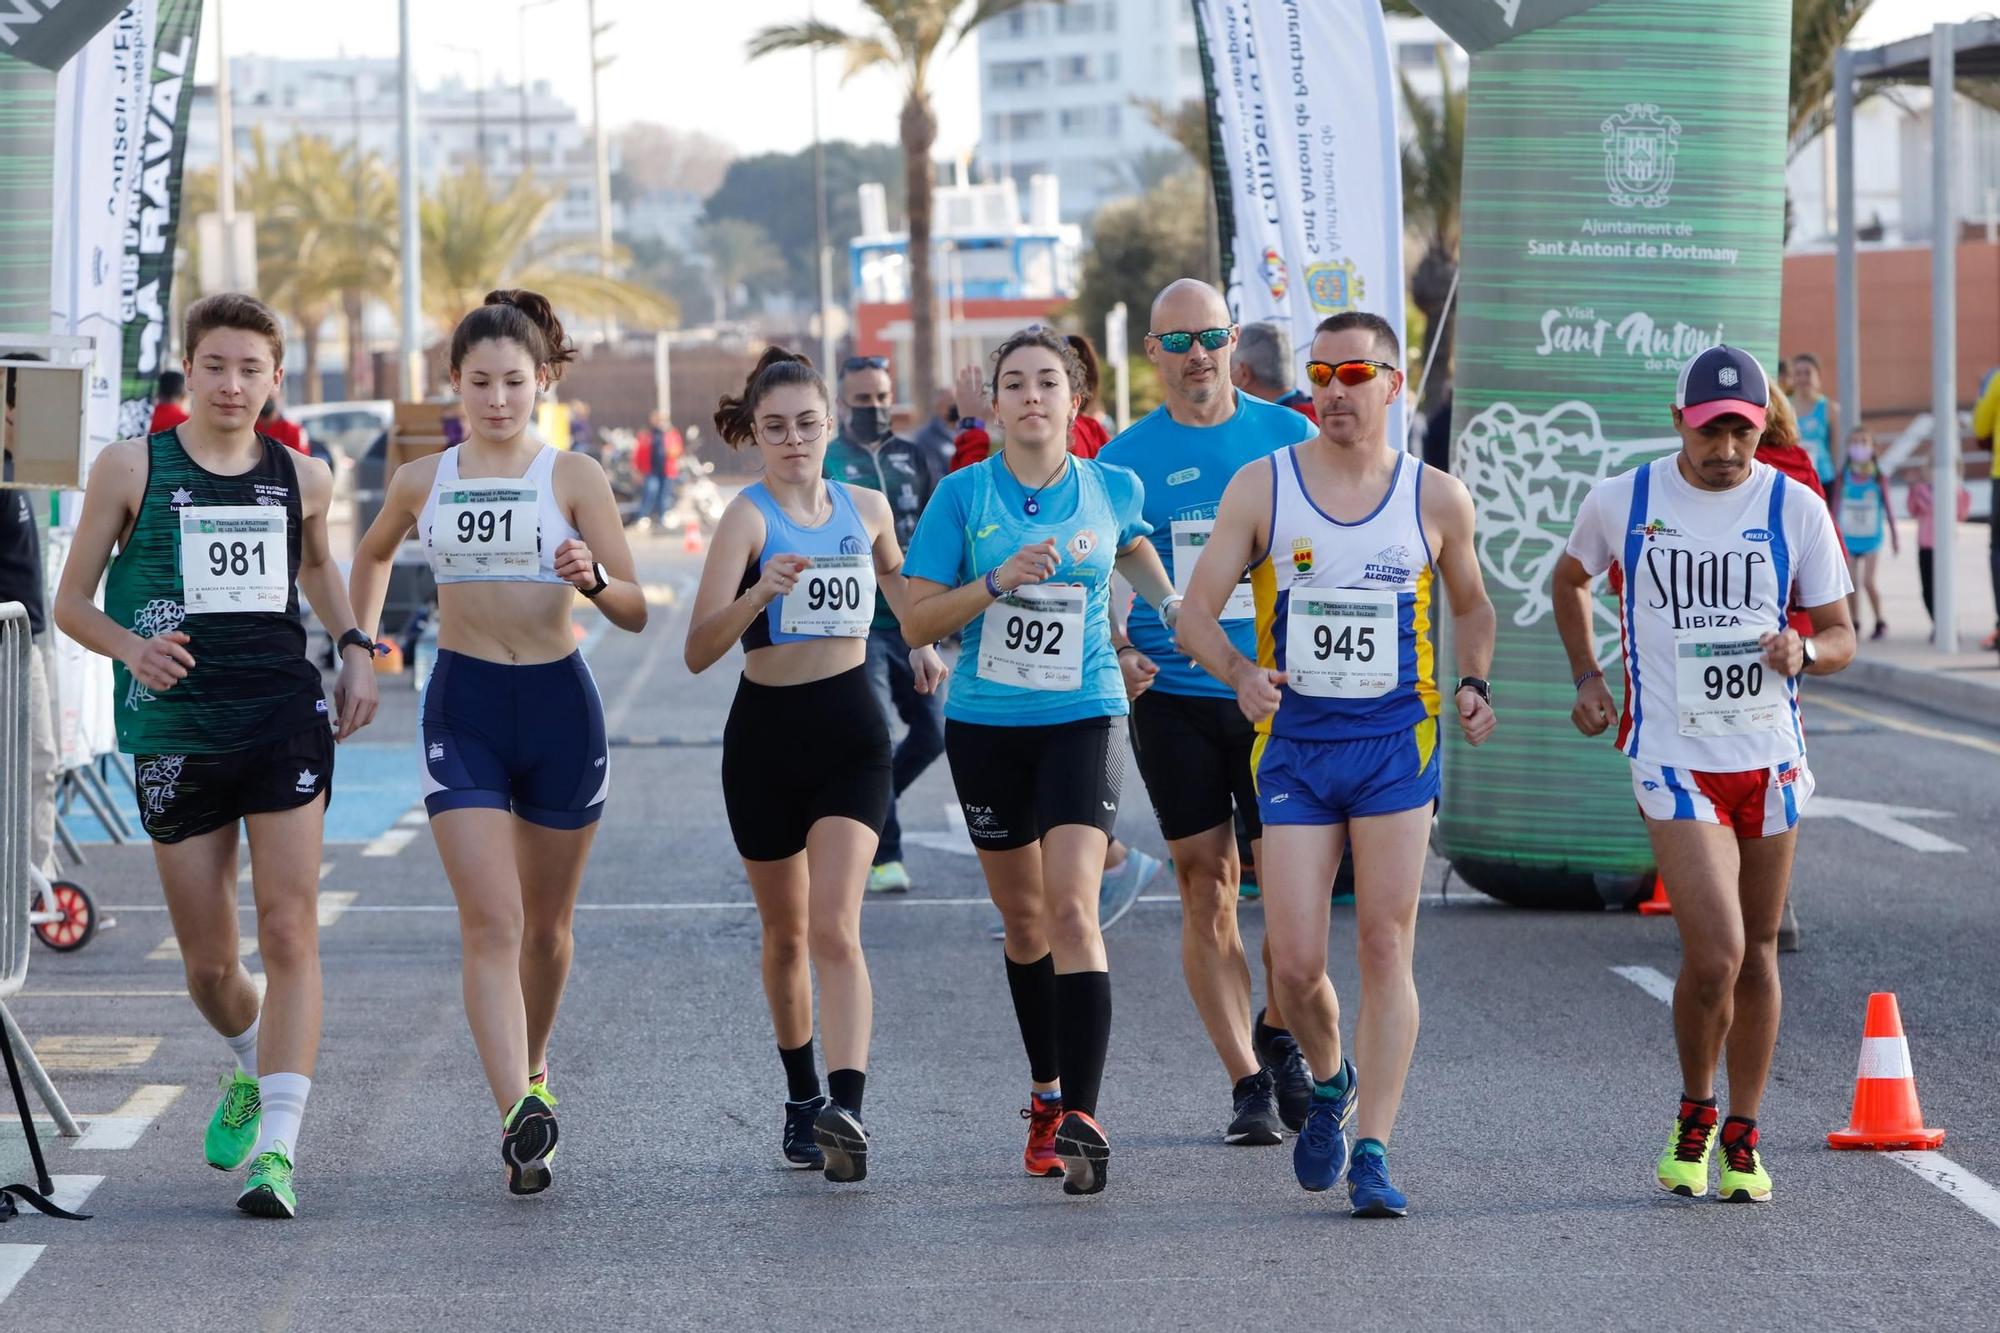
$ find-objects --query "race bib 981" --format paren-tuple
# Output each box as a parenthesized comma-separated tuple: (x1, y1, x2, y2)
(179, 506, 287, 613)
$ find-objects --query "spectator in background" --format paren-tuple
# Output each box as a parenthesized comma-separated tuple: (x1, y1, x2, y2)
(1789, 352, 1839, 492)
(258, 397, 311, 456)
(569, 399, 597, 460)
(1835, 428, 1898, 641)
(1232, 320, 1317, 420)
(149, 368, 189, 433)
(2, 357, 58, 885)
(1972, 366, 2000, 651)
(635, 409, 681, 529)
(441, 400, 467, 448)
(1906, 467, 1973, 636)
(946, 330, 1114, 471)
(913, 387, 959, 474)
(1774, 355, 1796, 401)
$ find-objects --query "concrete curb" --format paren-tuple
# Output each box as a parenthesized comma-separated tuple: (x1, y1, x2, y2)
(1822, 653, 2000, 728)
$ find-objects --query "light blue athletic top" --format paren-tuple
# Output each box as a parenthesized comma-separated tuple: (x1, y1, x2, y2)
(1097, 391, 1315, 697)
(740, 480, 873, 649)
(903, 454, 1149, 726)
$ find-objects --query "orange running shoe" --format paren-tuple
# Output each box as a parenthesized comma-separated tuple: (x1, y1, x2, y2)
(1055, 1109, 1110, 1195)
(1021, 1096, 1064, 1177)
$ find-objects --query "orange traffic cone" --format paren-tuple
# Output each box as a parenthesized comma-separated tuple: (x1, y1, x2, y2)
(682, 520, 703, 554)
(1827, 992, 1946, 1150)
(1638, 874, 1672, 916)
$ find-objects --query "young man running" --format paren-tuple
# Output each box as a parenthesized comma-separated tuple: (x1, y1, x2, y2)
(1177, 311, 1498, 1217)
(56, 293, 380, 1218)
(1554, 346, 1853, 1203)
(822, 355, 946, 895)
(1100, 279, 1317, 1142)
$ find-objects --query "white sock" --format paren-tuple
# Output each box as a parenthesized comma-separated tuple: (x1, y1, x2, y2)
(223, 1016, 261, 1075)
(250, 1072, 311, 1162)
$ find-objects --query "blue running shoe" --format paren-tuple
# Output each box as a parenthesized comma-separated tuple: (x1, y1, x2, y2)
(1099, 848, 1161, 931)
(1293, 1059, 1357, 1192)
(1346, 1141, 1408, 1217)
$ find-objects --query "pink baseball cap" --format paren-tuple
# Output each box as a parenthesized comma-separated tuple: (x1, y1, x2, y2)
(1675, 345, 1769, 430)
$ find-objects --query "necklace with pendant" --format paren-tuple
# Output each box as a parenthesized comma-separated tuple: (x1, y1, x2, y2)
(1013, 455, 1069, 516)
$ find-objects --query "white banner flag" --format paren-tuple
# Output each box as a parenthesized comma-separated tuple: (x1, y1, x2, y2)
(1194, 0, 1406, 443)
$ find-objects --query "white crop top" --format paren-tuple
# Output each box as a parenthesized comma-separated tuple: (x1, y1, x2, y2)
(419, 445, 581, 584)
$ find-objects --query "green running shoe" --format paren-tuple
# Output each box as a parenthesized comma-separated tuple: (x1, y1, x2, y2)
(1656, 1098, 1718, 1198)
(1717, 1119, 1773, 1203)
(236, 1143, 297, 1219)
(205, 1070, 261, 1171)
(501, 1091, 559, 1196)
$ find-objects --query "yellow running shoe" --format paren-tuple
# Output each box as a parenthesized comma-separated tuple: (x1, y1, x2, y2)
(1717, 1118, 1773, 1203)
(1656, 1098, 1718, 1197)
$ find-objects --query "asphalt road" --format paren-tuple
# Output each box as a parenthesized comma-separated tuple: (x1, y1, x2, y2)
(5, 534, 1998, 1331)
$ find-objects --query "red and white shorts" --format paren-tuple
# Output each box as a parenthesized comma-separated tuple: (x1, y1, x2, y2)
(1630, 759, 1814, 839)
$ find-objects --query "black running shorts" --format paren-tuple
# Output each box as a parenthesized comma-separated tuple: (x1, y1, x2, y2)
(722, 665, 892, 862)
(944, 716, 1124, 851)
(133, 724, 334, 845)
(1128, 687, 1262, 844)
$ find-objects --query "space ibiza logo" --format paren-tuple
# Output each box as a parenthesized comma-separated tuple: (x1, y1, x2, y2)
(1305, 258, 1364, 315)
(1643, 544, 1768, 630)
(1261, 248, 1288, 302)
(1602, 104, 1681, 210)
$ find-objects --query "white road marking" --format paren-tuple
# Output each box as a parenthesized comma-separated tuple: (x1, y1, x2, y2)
(1803, 798, 1965, 854)
(238, 861, 334, 883)
(1889, 1152, 2000, 1232)
(148, 935, 256, 963)
(363, 806, 428, 858)
(1610, 965, 1677, 1005)
(152, 886, 357, 958)
(0, 1246, 45, 1304)
(6, 1176, 104, 1218)
(75, 1085, 183, 1151)
(31, 1036, 160, 1073)
(316, 890, 358, 927)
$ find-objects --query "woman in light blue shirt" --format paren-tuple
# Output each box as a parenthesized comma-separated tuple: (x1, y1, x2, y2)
(901, 327, 1177, 1197)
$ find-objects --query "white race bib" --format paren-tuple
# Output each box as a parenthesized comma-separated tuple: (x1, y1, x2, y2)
(779, 553, 876, 638)
(1674, 627, 1785, 737)
(1839, 491, 1878, 539)
(1285, 588, 1398, 698)
(433, 485, 540, 576)
(978, 583, 1085, 692)
(178, 506, 288, 613)
(1171, 519, 1253, 621)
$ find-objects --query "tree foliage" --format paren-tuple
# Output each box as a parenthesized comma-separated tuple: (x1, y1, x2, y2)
(702, 141, 906, 305)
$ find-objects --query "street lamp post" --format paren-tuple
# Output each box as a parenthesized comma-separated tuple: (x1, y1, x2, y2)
(518, 0, 557, 176)
(399, 0, 423, 400)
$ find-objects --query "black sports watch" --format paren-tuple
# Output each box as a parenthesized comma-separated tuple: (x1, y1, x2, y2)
(1456, 675, 1492, 704)
(1799, 636, 1817, 673)
(337, 628, 381, 658)
(580, 561, 609, 599)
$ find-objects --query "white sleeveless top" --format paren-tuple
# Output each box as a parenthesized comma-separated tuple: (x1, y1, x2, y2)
(419, 445, 580, 585)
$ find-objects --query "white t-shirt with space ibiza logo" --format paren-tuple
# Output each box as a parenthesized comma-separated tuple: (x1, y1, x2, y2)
(1565, 457, 1851, 772)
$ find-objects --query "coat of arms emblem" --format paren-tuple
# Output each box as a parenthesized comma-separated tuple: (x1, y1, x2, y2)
(1601, 103, 1681, 210)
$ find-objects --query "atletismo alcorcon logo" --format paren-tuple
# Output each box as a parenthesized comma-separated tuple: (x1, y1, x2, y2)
(1602, 104, 1681, 210)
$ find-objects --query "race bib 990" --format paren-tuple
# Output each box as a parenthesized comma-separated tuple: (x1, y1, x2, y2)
(779, 553, 875, 638)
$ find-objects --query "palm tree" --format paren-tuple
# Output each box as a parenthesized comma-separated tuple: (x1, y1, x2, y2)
(1789, 0, 1876, 152)
(1399, 48, 1464, 414)
(421, 164, 677, 331)
(749, 0, 1039, 407)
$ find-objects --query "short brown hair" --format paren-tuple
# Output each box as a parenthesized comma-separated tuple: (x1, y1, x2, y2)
(185, 293, 285, 367)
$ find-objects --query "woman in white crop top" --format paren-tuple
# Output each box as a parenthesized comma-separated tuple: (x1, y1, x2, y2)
(348, 289, 645, 1197)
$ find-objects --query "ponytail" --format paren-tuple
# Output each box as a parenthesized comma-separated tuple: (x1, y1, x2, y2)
(713, 346, 829, 448)
(449, 288, 577, 380)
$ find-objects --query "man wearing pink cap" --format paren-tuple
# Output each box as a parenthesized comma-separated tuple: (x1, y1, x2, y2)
(1549, 346, 1855, 1206)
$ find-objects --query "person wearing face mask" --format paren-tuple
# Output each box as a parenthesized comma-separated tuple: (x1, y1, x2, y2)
(1835, 429, 1898, 641)
(687, 348, 947, 1184)
(822, 355, 948, 895)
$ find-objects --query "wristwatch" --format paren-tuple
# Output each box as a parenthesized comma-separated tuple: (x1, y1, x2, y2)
(1456, 675, 1492, 703)
(1799, 636, 1818, 672)
(336, 628, 381, 658)
(581, 561, 609, 599)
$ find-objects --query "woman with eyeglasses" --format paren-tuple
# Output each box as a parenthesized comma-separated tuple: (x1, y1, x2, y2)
(899, 326, 1179, 1197)
(686, 348, 948, 1184)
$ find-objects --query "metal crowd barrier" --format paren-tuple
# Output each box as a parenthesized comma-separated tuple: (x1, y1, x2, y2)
(1, 599, 79, 1136)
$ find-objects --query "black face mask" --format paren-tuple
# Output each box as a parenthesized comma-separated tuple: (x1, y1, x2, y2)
(848, 405, 889, 444)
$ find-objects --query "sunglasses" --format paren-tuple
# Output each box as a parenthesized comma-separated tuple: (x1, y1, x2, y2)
(1304, 359, 1400, 388)
(842, 355, 890, 373)
(1149, 327, 1233, 354)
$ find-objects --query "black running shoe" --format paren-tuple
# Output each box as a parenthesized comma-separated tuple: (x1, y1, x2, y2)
(814, 1103, 869, 1183)
(783, 1096, 827, 1170)
(1225, 1070, 1285, 1146)
(500, 1092, 559, 1196)
(1054, 1110, 1110, 1196)
(1254, 1013, 1314, 1133)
